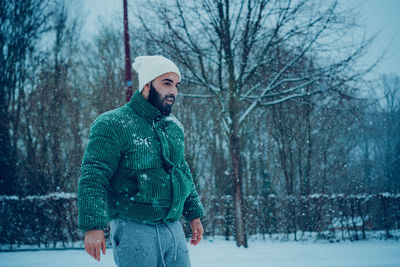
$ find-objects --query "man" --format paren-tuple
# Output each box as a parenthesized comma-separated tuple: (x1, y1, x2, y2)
(78, 55, 205, 267)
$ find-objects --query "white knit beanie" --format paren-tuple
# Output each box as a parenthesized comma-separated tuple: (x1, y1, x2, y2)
(132, 55, 181, 93)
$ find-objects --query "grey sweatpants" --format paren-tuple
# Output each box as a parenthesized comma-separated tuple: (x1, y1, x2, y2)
(110, 218, 191, 267)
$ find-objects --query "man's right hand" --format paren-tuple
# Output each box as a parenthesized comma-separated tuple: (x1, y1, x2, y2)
(84, 230, 106, 262)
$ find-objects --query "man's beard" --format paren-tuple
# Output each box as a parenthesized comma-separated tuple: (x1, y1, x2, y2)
(148, 82, 175, 116)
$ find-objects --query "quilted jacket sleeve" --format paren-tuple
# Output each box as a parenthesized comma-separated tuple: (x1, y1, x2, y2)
(181, 160, 205, 221)
(78, 115, 122, 232)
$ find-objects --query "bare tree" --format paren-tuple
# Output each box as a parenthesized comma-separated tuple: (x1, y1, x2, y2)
(135, 0, 375, 247)
(380, 74, 400, 192)
(22, 1, 82, 194)
(365, 74, 400, 192)
(0, 0, 50, 195)
(82, 23, 126, 117)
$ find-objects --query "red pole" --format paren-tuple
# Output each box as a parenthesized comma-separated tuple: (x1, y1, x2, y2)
(123, 0, 133, 102)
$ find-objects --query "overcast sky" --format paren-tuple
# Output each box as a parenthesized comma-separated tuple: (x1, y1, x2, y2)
(75, 0, 400, 79)
(360, 0, 400, 77)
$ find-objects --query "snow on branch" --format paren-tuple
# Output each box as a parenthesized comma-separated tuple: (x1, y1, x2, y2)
(179, 93, 213, 98)
(242, 79, 314, 100)
(238, 15, 329, 125)
(242, 77, 310, 99)
(0, 192, 77, 201)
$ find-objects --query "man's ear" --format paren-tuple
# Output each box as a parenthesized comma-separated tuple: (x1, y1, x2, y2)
(143, 82, 151, 91)
(141, 82, 151, 100)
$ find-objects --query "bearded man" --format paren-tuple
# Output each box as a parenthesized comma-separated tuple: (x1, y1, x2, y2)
(78, 55, 205, 267)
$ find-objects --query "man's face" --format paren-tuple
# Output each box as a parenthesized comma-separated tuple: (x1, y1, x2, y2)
(146, 72, 179, 116)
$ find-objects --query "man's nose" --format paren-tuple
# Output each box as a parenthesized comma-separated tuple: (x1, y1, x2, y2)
(170, 86, 178, 96)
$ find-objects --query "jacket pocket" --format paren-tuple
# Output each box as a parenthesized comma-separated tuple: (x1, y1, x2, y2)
(120, 136, 162, 170)
(169, 135, 184, 165)
(133, 169, 171, 204)
(174, 167, 192, 200)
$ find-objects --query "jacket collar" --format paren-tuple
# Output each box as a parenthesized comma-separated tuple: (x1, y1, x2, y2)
(127, 90, 162, 121)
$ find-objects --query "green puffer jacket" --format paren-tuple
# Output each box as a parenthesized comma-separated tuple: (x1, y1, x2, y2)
(78, 90, 204, 232)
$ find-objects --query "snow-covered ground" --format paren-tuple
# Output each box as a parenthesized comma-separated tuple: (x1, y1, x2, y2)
(1, 238, 399, 267)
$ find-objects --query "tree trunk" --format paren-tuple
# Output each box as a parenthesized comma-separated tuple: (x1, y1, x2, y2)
(229, 130, 248, 247)
(0, 115, 16, 194)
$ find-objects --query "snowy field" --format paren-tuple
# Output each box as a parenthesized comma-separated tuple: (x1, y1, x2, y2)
(1, 238, 399, 267)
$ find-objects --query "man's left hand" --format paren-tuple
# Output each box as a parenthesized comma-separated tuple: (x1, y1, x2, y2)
(189, 218, 203, 246)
